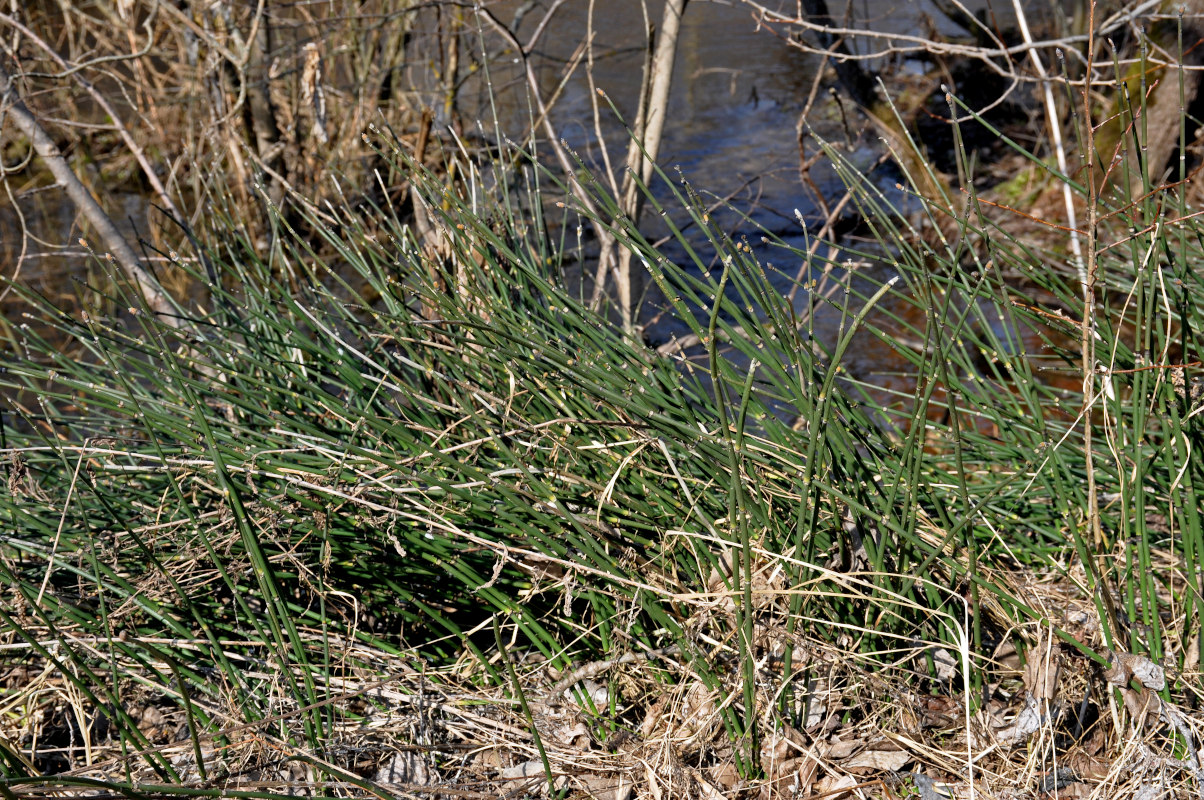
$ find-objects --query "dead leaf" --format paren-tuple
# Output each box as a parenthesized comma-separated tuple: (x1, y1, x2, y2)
(1105, 651, 1166, 691)
(799, 679, 831, 732)
(1129, 655, 1166, 691)
(1185, 635, 1200, 674)
(500, 760, 546, 780)
(761, 756, 810, 798)
(553, 720, 592, 749)
(475, 747, 504, 770)
(1022, 636, 1061, 700)
(678, 681, 722, 744)
(843, 743, 910, 772)
(576, 773, 633, 800)
(1080, 724, 1107, 756)
(1121, 687, 1160, 728)
(375, 750, 436, 788)
(691, 767, 728, 800)
(990, 639, 1022, 672)
(813, 773, 857, 799)
(797, 753, 820, 793)
(827, 737, 860, 760)
(761, 730, 793, 764)
(931, 647, 958, 682)
(1064, 752, 1110, 782)
(706, 550, 736, 593)
(709, 760, 740, 790)
(983, 692, 1046, 746)
(639, 696, 669, 738)
(646, 762, 663, 800)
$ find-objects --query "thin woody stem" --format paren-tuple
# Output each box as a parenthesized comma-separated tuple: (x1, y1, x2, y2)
(1, 62, 180, 326)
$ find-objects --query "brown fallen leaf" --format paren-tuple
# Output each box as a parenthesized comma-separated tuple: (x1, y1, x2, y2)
(691, 767, 728, 800)
(1104, 650, 1166, 691)
(644, 763, 662, 800)
(916, 694, 961, 729)
(977, 692, 1046, 747)
(1022, 634, 1061, 701)
(1063, 752, 1110, 782)
(797, 752, 821, 792)
(500, 759, 546, 780)
(760, 730, 794, 764)
(374, 750, 437, 788)
(842, 743, 910, 773)
(709, 760, 740, 791)
(576, 772, 634, 800)
(826, 736, 860, 760)
(759, 756, 815, 799)
(813, 773, 857, 799)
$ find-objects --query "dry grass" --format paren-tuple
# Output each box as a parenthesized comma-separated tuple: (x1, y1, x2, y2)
(6, 2, 1204, 798)
(2, 549, 1198, 799)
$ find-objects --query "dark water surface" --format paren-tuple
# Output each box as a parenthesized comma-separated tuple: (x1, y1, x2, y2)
(492, 0, 1032, 224)
(479, 0, 1068, 418)
(3, 0, 1060, 407)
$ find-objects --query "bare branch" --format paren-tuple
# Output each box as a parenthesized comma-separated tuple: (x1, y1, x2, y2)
(741, 0, 1166, 80)
(613, 0, 689, 336)
(0, 12, 182, 221)
(0, 61, 179, 325)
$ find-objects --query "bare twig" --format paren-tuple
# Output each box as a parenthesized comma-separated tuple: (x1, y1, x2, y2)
(0, 12, 182, 221)
(1010, 0, 1086, 287)
(741, 0, 1163, 73)
(0, 61, 179, 325)
(585, 0, 623, 200)
(612, 0, 689, 337)
(1077, 1, 1123, 648)
(476, 7, 623, 322)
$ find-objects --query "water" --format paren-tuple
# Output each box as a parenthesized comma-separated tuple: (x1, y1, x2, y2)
(3, 0, 1062, 404)
(474, 0, 1070, 419)
(490, 0, 835, 227)
(479, 1, 901, 348)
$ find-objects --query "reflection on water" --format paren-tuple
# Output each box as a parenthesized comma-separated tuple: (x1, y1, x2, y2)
(3, 0, 1067, 411)
(484, 0, 1041, 232)
(480, 0, 1071, 416)
(0, 188, 153, 328)
(484, 0, 830, 239)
